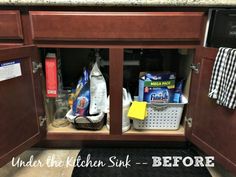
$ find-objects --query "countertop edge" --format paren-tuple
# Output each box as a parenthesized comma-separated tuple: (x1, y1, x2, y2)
(0, 1, 236, 7)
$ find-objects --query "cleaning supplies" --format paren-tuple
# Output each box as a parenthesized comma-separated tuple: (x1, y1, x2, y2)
(144, 87, 170, 103)
(73, 82, 90, 116)
(66, 56, 107, 130)
(173, 80, 184, 103)
(72, 68, 90, 116)
(138, 72, 176, 103)
(89, 62, 107, 115)
(122, 88, 132, 131)
(128, 101, 147, 120)
(106, 88, 132, 132)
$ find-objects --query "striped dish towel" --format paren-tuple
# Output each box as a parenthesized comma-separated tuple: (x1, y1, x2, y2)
(208, 47, 236, 109)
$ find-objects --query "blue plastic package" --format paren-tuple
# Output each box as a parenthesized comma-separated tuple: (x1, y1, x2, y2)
(139, 72, 176, 103)
(173, 80, 184, 103)
(72, 82, 90, 116)
(72, 69, 90, 116)
(144, 87, 170, 103)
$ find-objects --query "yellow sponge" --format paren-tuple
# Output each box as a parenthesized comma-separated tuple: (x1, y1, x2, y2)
(128, 101, 147, 120)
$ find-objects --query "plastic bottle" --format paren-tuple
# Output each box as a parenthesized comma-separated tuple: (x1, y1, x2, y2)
(106, 88, 131, 132)
(173, 80, 183, 103)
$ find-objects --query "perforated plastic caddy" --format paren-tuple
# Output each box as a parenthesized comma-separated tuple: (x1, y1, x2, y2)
(133, 96, 188, 130)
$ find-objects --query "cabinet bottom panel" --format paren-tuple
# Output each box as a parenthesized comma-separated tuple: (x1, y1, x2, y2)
(46, 123, 185, 142)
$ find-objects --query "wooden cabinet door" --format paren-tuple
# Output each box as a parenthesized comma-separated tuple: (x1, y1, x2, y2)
(187, 47, 236, 174)
(0, 46, 45, 167)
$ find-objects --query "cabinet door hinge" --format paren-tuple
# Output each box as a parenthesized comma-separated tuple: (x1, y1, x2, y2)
(32, 61, 42, 74)
(39, 116, 47, 127)
(190, 63, 200, 74)
(185, 117, 193, 128)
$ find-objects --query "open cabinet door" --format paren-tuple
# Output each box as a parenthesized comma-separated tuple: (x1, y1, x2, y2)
(186, 47, 236, 174)
(0, 46, 46, 167)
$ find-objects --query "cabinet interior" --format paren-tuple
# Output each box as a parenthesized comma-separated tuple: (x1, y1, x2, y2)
(39, 48, 194, 136)
(121, 48, 194, 100)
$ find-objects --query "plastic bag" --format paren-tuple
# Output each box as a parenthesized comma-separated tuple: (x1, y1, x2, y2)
(72, 69, 90, 116)
(89, 62, 107, 114)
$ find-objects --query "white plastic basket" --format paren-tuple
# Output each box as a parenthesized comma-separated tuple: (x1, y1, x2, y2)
(133, 96, 188, 130)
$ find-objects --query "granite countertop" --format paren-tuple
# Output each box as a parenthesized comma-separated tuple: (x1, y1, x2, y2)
(0, 0, 236, 7)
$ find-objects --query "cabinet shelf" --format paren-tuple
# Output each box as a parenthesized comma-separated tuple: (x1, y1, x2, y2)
(123, 125, 185, 141)
(47, 123, 109, 134)
(124, 125, 185, 135)
(46, 123, 185, 141)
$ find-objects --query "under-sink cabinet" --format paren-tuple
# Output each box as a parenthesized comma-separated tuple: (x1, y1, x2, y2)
(0, 10, 235, 175)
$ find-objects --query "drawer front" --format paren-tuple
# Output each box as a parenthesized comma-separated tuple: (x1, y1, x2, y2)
(0, 11, 23, 40)
(29, 11, 204, 41)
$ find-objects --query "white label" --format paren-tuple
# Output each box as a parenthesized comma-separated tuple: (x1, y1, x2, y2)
(0, 60, 22, 82)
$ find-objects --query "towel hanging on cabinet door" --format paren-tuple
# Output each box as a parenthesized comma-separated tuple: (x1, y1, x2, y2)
(208, 47, 236, 109)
